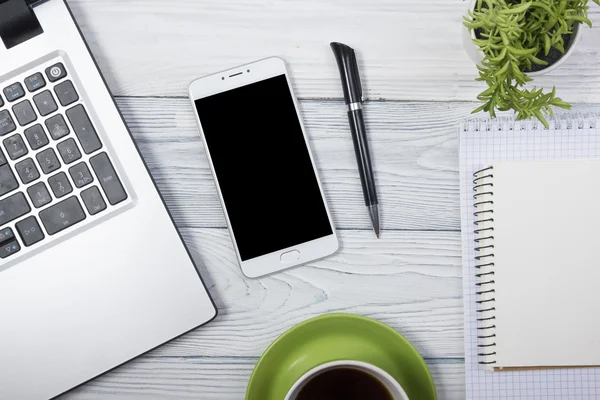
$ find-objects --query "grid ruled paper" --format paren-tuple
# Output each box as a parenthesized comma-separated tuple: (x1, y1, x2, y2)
(459, 116, 600, 400)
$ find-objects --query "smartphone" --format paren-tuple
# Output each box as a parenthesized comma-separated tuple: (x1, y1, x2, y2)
(189, 57, 339, 278)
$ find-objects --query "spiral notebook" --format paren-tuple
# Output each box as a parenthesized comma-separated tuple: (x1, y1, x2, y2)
(460, 116, 600, 398)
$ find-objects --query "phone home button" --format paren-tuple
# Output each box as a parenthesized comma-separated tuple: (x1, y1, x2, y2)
(280, 250, 300, 263)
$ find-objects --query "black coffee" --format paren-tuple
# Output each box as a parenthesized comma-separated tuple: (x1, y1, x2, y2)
(295, 367, 394, 400)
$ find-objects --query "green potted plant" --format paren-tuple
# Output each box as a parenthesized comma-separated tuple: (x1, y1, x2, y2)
(463, 0, 600, 127)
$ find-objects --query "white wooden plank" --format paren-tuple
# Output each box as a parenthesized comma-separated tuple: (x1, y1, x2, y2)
(68, 0, 600, 101)
(133, 228, 463, 360)
(118, 97, 600, 231)
(121, 97, 461, 231)
(59, 357, 465, 400)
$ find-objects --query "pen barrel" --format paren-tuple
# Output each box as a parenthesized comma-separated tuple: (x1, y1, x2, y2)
(347, 109, 378, 206)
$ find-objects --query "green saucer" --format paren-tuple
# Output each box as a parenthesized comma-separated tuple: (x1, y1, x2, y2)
(246, 313, 437, 400)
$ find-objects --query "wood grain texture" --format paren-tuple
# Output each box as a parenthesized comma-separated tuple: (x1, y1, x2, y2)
(67, 0, 600, 101)
(147, 228, 463, 360)
(59, 357, 465, 400)
(118, 97, 600, 232)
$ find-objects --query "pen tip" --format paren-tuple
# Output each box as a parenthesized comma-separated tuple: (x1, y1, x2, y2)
(368, 204, 380, 239)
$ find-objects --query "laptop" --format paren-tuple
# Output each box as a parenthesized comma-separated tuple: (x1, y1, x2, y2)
(0, 1, 217, 398)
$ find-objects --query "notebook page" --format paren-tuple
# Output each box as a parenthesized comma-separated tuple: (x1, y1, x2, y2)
(493, 160, 600, 368)
(459, 117, 600, 399)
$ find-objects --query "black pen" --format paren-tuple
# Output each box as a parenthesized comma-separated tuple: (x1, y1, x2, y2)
(330, 42, 380, 238)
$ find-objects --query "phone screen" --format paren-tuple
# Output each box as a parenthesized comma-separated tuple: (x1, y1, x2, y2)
(195, 74, 333, 261)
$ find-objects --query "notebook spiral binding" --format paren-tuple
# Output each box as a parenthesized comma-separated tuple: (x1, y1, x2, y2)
(461, 113, 600, 132)
(473, 166, 497, 366)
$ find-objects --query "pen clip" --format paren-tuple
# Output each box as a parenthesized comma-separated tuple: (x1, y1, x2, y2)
(331, 42, 365, 104)
(350, 51, 365, 103)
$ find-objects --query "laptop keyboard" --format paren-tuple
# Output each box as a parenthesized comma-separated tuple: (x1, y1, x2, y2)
(0, 59, 128, 260)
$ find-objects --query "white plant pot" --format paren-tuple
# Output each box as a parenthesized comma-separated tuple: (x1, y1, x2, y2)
(462, 0, 582, 77)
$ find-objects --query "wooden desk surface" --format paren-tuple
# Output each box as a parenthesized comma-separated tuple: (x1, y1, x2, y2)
(59, 1, 600, 398)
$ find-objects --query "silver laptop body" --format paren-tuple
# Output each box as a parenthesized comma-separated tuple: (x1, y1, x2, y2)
(0, 1, 217, 398)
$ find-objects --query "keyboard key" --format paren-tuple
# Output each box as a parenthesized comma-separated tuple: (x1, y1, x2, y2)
(48, 172, 72, 198)
(12, 100, 37, 126)
(69, 162, 93, 188)
(33, 90, 58, 117)
(16, 216, 44, 247)
(27, 182, 52, 209)
(0, 240, 20, 259)
(45, 114, 70, 140)
(66, 105, 102, 154)
(90, 152, 126, 205)
(0, 148, 7, 166)
(0, 192, 30, 226)
(3, 83, 25, 102)
(45, 63, 67, 83)
(0, 227, 14, 243)
(24, 124, 49, 150)
(0, 95, 3, 107)
(3, 134, 28, 160)
(57, 138, 81, 164)
(15, 158, 40, 184)
(0, 164, 18, 197)
(0, 110, 16, 136)
(24, 72, 46, 93)
(81, 186, 106, 215)
(36, 148, 61, 174)
(54, 80, 79, 107)
(39, 196, 85, 235)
